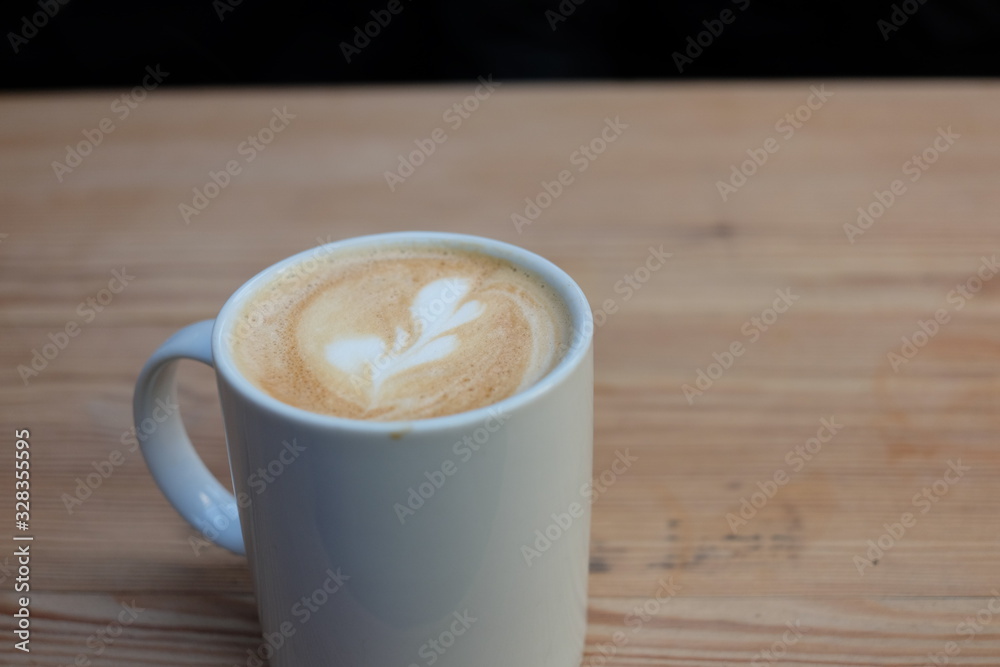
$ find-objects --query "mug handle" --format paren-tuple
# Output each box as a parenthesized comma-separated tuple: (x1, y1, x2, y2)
(133, 319, 245, 555)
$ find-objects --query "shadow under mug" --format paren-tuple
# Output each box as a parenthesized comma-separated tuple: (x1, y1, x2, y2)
(133, 231, 594, 667)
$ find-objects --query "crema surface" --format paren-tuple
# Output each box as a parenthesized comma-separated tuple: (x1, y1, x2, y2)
(230, 244, 572, 421)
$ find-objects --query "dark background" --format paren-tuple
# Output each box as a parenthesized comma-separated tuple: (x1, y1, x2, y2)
(2, 0, 999, 88)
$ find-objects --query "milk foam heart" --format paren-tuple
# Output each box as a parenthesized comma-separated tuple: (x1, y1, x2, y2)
(230, 244, 572, 420)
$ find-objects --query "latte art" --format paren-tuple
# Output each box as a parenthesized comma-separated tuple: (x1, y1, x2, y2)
(230, 244, 571, 420)
(325, 278, 484, 395)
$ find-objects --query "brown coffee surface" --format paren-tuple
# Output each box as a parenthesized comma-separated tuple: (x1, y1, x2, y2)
(229, 244, 572, 420)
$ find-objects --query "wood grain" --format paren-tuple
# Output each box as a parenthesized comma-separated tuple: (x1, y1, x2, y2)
(1, 81, 1000, 665)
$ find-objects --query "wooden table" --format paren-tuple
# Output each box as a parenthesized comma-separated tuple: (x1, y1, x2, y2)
(1, 81, 999, 665)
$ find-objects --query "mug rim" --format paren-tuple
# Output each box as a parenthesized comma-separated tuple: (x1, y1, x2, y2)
(211, 231, 593, 434)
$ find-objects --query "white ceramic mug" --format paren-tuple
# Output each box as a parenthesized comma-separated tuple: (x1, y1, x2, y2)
(133, 232, 594, 667)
